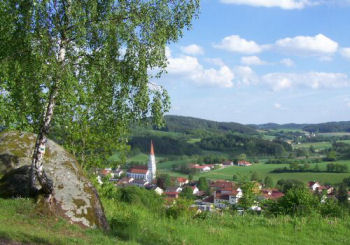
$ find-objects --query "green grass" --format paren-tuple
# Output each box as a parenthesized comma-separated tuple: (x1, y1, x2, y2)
(319, 132, 350, 137)
(187, 138, 201, 144)
(102, 197, 350, 245)
(162, 160, 350, 184)
(0, 198, 132, 245)
(2, 195, 350, 245)
(293, 141, 331, 150)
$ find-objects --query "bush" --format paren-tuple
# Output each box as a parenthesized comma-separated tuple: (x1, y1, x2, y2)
(320, 199, 344, 217)
(276, 187, 319, 216)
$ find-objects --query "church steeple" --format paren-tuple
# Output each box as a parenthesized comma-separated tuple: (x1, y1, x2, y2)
(150, 140, 154, 156)
(147, 140, 156, 182)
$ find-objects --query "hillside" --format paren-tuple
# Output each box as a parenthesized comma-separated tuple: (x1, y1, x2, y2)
(161, 115, 258, 135)
(251, 121, 350, 133)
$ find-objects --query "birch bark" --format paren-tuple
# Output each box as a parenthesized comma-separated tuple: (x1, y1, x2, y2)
(30, 44, 66, 195)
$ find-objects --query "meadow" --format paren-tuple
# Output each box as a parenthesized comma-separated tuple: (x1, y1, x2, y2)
(2, 197, 350, 245)
(157, 160, 350, 184)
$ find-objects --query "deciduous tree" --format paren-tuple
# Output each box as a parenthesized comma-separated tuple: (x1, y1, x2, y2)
(0, 0, 199, 195)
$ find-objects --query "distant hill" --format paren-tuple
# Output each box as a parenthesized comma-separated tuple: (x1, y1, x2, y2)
(302, 121, 350, 133)
(251, 121, 350, 133)
(250, 123, 307, 130)
(162, 115, 258, 135)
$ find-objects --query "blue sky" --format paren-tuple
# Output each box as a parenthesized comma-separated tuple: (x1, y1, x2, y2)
(155, 0, 350, 124)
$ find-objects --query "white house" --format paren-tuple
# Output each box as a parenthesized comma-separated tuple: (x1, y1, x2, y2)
(308, 181, 321, 192)
(191, 186, 199, 195)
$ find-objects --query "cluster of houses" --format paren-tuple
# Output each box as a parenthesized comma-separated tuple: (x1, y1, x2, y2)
(97, 142, 342, 212)
(187, 160, 253, 173)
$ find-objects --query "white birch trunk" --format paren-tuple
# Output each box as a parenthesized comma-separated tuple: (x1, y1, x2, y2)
(30, 44, 66, 195)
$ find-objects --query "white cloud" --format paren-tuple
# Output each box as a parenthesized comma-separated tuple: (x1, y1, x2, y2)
(280, 58, 295, 67)
(220, 0, 319, 9)
(167, 54, 234, 88)
(214, 35, 263, 54)
(234, 66, 259, 85)
(340, 48, 350, 59)
(262, 72, 350, 91)
(274, 103, 282, 109)
(275, 34, 338, 56)
(181, 44, 204, 56)
(241, 56, 267, 65)
(205, 58, 225, 66)
(167, 55, 202, 74)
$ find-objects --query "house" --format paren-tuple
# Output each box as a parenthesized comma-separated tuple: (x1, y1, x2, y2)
(261, 189, 284, 200)
(222, 160, 233, 166)
(165, 192, 179, 199)
(176, 177, 189, 186)
(130, 179, 149, 187)
(193, 200, 214, 212)
(153, 187, 164, 195)
(127, 165, 151, 180)
(190, 186, 199, 195)
(213, 188, 243, 208)
(96, 175, 103, 185)
(195, 191, 206, 197)
(308, 181, 321, 192)
(117, 177, 134, 185)
(190, 164, 212, 172)
(317, 185, 334, 194)
(99, 168, 112, 177)
(112, 168, 124, 178)
(236, 161, 252, 167)
(166, 186, 183, 193)
(210, 180, 234, 190)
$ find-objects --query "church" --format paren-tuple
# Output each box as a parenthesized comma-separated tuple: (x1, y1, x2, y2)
(126, 141, 156, 183)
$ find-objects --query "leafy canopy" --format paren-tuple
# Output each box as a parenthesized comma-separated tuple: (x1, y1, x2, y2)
(0, 0, 200, 167)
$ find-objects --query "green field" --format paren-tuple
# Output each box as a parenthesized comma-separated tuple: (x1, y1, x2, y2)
(161, 160, 350, 185)
(319, 132, 350, 137)
(293, 141, 331, 150)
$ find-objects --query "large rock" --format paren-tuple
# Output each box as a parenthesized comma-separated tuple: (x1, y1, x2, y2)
(0, 131, 109, 230)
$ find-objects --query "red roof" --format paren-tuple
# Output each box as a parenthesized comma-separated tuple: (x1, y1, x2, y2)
(215, 193, 230, 200)
(177, 177, 188, 183)
(262, 190, 284, 200)
(129, 165, 148, 174)
(100, 169, 110, 176)
(210, 180, 233, 189)
(237, 161, 252, 166)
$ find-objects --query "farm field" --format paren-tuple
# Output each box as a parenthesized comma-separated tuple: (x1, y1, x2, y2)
(293, 141, 331, 150)
(160, 160, 350, 184)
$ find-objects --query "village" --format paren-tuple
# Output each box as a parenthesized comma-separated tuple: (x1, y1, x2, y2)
(97, 142, 342, 212)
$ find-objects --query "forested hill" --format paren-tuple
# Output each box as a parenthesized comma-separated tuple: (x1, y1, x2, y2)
(250, 123, 307, 130)
(161, 115, 257, 135)
(251, 121, 350, 133)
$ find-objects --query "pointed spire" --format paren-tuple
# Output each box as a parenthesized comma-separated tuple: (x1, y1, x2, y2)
(150, 140, 154, 155)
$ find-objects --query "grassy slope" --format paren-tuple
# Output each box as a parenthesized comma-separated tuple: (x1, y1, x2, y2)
(103, 198, 350, 245)
(0, 198, 131, 245)
(2, 197, 350, 245)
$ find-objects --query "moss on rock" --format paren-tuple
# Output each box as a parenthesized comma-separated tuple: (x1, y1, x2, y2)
(0, 131, 109, 231)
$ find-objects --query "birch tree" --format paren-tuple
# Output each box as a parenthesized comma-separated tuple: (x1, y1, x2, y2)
(0, 0, 199, 195)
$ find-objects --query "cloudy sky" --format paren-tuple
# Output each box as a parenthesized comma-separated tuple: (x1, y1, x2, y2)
(154, 0, 350, 124)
